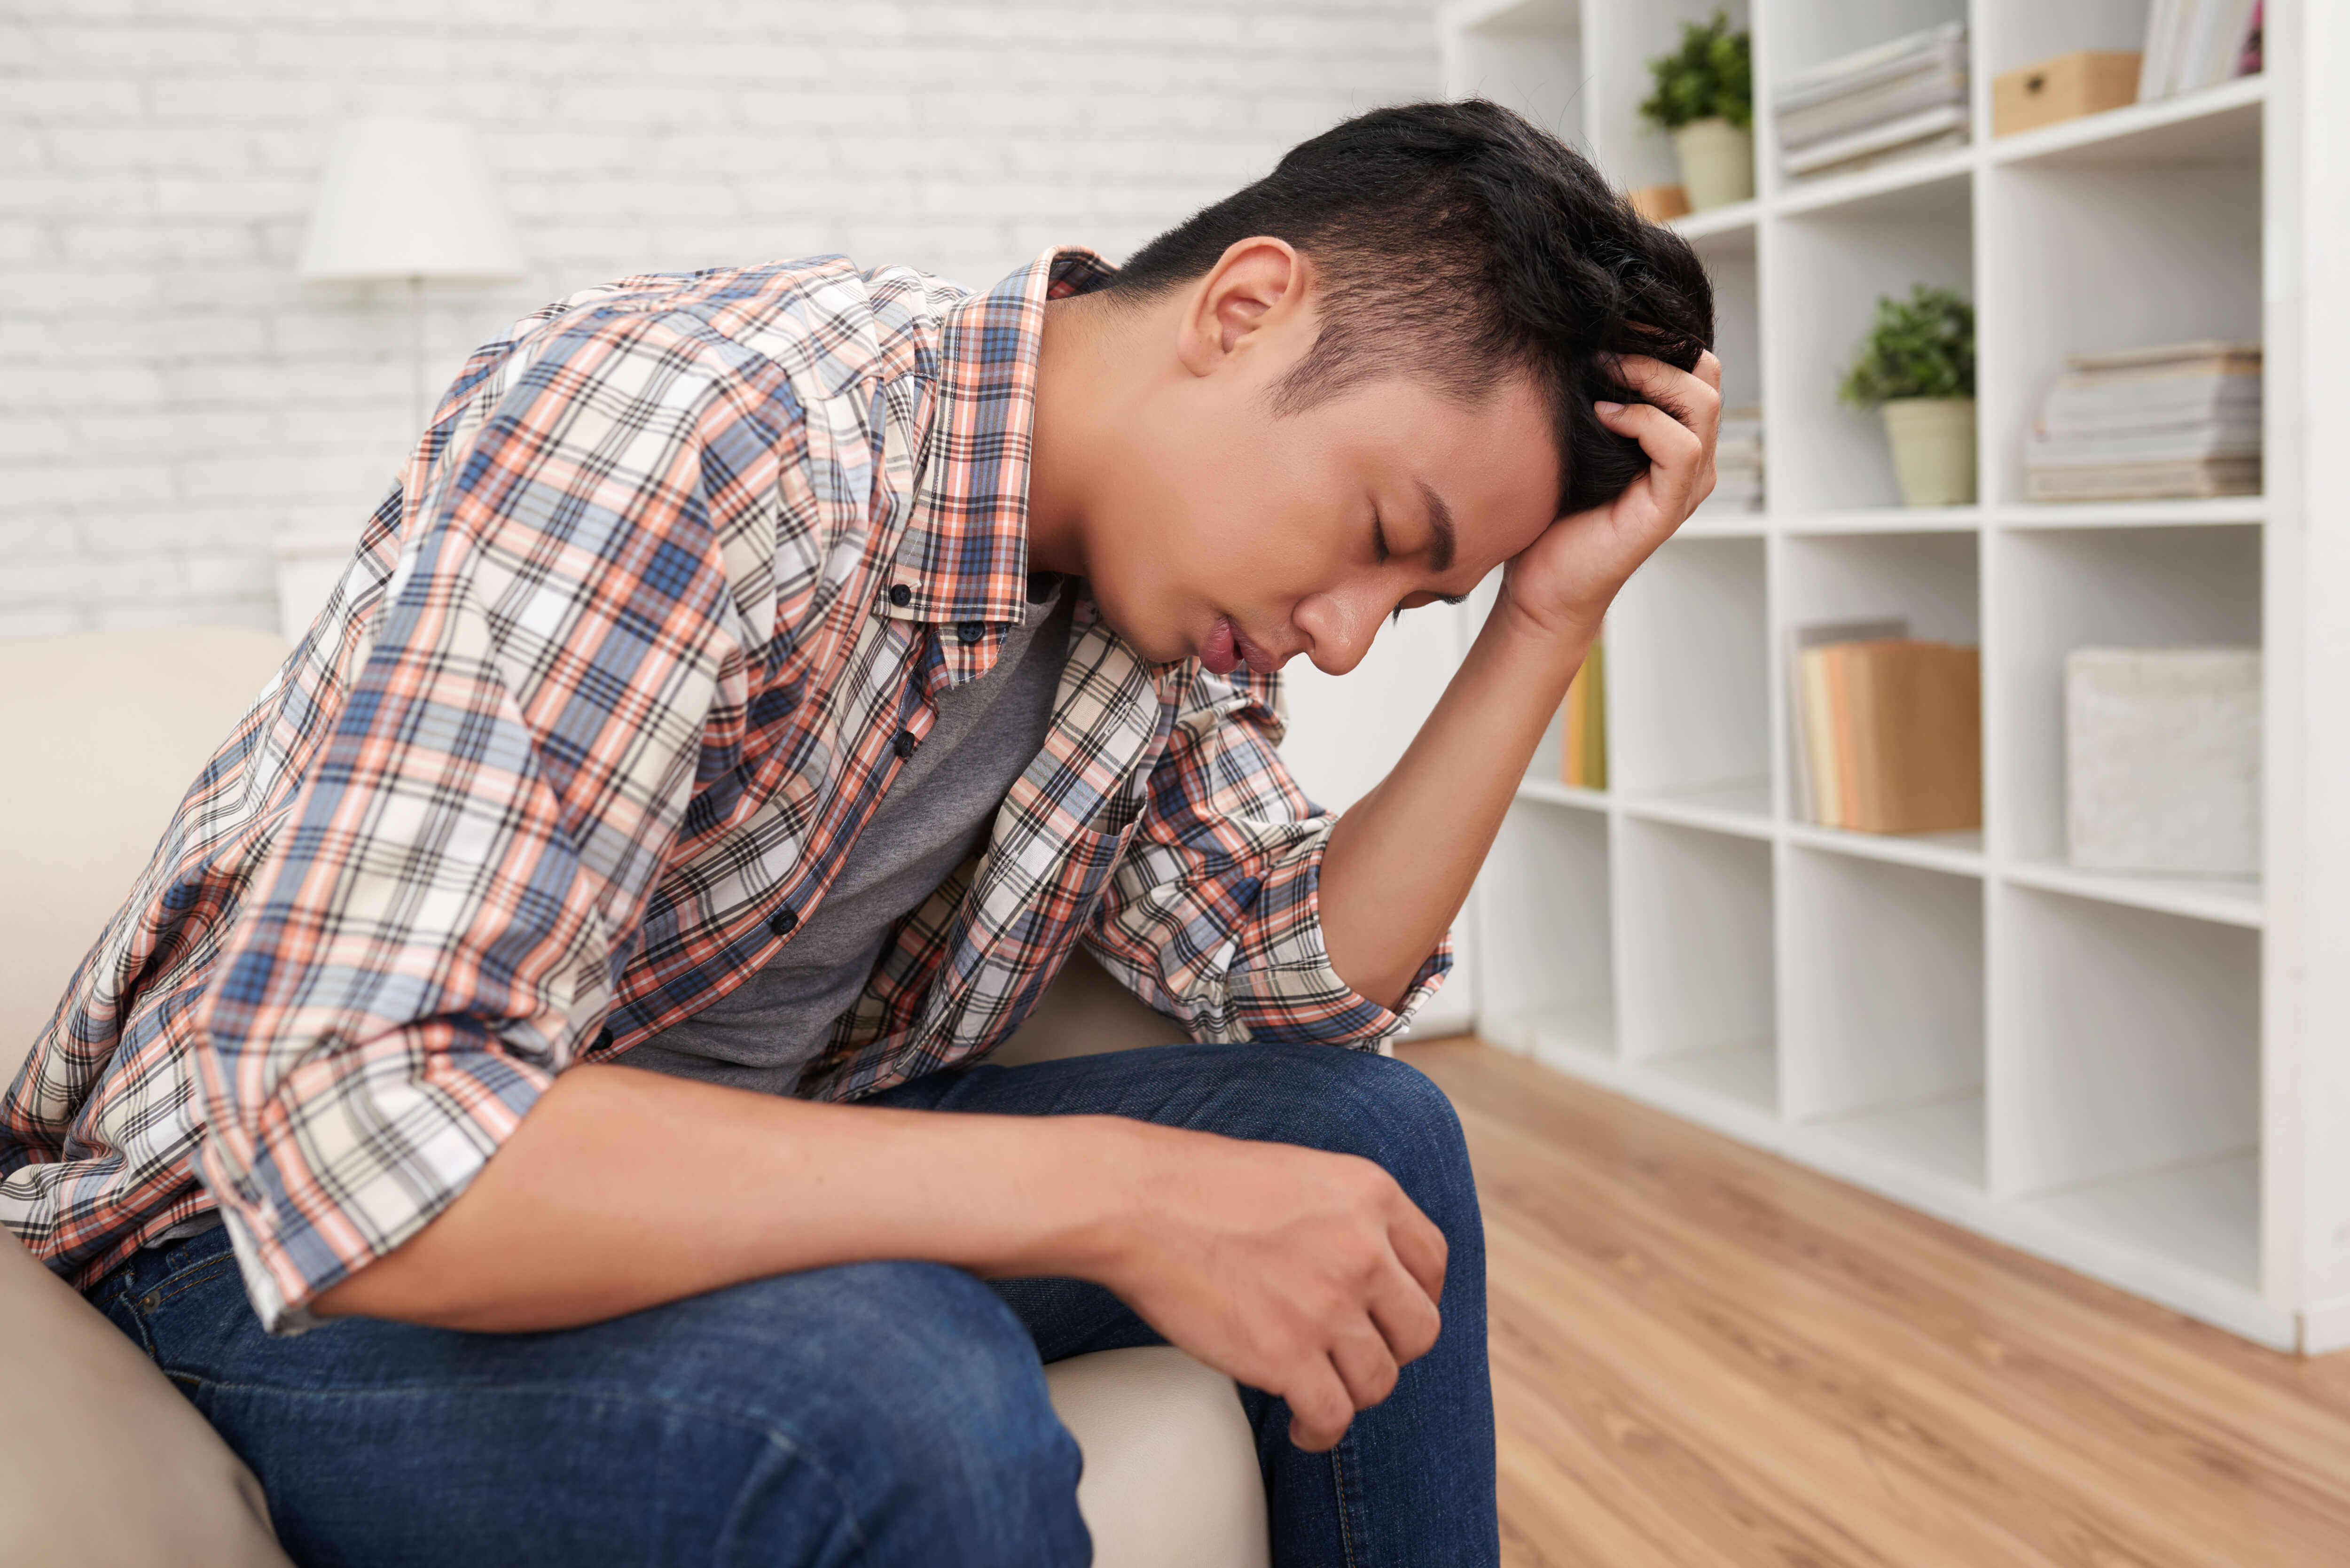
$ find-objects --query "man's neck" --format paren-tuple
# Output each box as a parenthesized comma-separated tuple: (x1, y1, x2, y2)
(1028, 289, 1147, 580)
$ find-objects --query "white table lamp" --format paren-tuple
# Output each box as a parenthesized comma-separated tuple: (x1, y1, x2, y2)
(297, 116, 526, 431)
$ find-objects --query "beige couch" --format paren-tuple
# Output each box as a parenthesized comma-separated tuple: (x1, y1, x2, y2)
(0, 626, 1267, 1568)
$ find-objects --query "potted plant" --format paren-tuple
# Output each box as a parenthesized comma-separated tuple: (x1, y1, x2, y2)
(1640, 12, 1754, 212)
(1841, 285, 1977, 506)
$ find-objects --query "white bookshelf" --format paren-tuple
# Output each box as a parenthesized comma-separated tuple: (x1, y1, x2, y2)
(1437, 0, 2350, 1352)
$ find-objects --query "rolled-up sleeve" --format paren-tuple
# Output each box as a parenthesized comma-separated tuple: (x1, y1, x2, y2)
(190, 312, 778, 1333)
(1085, 668, 1450, 1051)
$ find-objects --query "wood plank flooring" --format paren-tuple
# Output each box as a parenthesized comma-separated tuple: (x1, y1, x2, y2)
(1397, 1038, 2350, 1568)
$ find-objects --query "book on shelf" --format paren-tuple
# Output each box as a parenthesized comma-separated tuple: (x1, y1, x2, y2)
(1787, 618, 1906, 825)
(2026, 459, 2260, 502)
(1793, 635, 1980, 835)
(2025, 341, 2261, 501)
(1782, 104, 1969, 178)
(1561, 637, 1606, 791)
(1774, 23, 1968, 179)
(1704, 404, 1764, 512)
(2138, 0, 2261, 101)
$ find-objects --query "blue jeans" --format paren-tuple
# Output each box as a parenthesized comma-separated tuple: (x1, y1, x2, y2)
(94, 1040, 1496, 1567)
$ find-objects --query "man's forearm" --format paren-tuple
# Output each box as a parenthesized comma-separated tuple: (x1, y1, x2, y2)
(313, 1062, 1142, 1332)
(310, 1050, 1450, 1453)
(1318, 593, 1597, 1011)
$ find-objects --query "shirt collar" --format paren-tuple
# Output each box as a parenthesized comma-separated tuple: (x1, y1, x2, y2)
(881, 244, 1117, 629)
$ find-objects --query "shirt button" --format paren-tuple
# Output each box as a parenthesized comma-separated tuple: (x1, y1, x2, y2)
(956, 620, 987, 644)
(888, 583, 914, 608)
(768, 907, 798, 936)
(893, 729, 918, 759)
(595, 1025, 615, 1051)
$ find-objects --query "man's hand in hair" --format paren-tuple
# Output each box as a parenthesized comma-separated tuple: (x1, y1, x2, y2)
(1499, 349, 1724, 641)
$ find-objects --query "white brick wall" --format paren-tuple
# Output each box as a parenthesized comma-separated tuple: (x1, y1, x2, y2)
(0, 0, 1439, 634)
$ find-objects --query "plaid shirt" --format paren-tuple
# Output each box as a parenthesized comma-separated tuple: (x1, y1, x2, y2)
(2, 247, 1448, 1334)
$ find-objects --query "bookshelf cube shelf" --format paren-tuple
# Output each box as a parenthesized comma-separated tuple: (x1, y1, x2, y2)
(1775, 178, 1974, 513)
(1608, 536, 1770, 818)
(1439, 0, 2350, 1352)
(1474, 802, 1615, 1063)
(1994, 524, 2262, 913)
(1783, 851, 1987, 1185)
(1781, 530, 1983, 859)
(1982, 129, 2260, 505)
(1993, 888, 2261, 1289)
(1616, 821, 1778, 1109)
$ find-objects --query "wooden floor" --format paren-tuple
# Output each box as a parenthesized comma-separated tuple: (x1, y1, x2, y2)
(1398, 1038, 2350, 1568)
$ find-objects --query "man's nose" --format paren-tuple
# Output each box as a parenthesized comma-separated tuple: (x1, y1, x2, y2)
(1297, 591, 1377, 677)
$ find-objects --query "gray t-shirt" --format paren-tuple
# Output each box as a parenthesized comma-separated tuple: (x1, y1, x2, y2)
(625, 581, 1073, 1096)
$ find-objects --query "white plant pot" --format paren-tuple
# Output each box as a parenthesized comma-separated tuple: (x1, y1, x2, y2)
(1880, 397, 1977, 507)
(1671, 117, 1754, 211)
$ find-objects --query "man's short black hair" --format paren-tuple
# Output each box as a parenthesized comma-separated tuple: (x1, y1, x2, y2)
(1107, 100, 1715, 519)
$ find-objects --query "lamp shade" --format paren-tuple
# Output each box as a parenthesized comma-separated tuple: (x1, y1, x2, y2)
(296, 116, 525, 282)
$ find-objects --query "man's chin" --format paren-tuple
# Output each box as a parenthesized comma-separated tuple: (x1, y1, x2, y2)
(1081, 586, 1192, 666)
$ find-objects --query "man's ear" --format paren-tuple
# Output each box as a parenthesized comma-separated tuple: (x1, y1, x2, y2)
(1175, 237, 1307, 378)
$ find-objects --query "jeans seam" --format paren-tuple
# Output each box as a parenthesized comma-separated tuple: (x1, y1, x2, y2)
(716, 1430, 876, 1568)
(97, 1276, 161, 1359)
(1332, 1433, 1363, 1568)
(150, 1254, 237, 1304)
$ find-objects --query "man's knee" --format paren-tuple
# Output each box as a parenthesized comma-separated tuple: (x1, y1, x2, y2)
(715, 1261, 1089, 1567)
(1269, 1044, 1480, 1233)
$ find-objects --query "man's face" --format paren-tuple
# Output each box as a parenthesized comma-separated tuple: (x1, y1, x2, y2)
(1066, 251, 1564, 679)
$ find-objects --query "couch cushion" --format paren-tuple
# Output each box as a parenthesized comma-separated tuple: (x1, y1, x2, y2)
(0, 1229, 291, 1566)
(1045, 1345, 1272, 1568)
(0, 625, 289, 1083)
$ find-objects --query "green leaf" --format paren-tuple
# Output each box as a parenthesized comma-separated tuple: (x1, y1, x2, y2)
(1839, 285, 1976, 407)
(1640, 11, 1753, 132)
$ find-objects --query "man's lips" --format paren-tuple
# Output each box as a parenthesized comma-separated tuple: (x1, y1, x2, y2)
(1200, 616, 1241, 676)
(1201, 616, 1279, 676)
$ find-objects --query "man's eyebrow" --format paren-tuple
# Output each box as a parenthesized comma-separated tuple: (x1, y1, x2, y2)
(1414, 477, 1457, 574)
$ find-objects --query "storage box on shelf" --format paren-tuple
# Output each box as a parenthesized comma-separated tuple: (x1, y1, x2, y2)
(1992, 49, 2143, 138)
(1435, 0, 2342, 1353)
(2067, 647, 2261, 875)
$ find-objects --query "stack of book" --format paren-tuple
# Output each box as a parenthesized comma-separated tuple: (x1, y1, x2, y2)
(2024, 341, 2261, 502)
(1561, 638, 1606, 791)
(2138, 0, 2262, 101)
(1789, 624, 1980, 835)
(1774, 23, 1969, 180)
(1711, 405, 1763, 511)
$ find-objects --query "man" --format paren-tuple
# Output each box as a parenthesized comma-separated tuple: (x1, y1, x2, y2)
(3, 101, 1715, 1565)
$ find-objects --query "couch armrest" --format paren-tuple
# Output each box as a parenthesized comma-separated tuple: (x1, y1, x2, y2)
(1045, 1345, 1271, 1568)
(0, 1231, 291, 1566)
